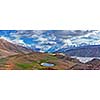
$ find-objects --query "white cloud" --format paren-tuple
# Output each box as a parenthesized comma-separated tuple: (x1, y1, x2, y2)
(1, 30, 100, 52)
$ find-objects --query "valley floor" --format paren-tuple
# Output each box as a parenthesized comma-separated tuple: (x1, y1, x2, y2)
(0, 52, 100, 70)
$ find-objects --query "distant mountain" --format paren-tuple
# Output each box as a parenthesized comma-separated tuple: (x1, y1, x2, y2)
(0, 38, 32, 58)
(57, 45, 100, 57)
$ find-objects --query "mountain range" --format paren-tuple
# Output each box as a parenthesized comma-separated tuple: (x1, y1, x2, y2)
(0, 38, 80, 70)
(0, 30, 100, 69)
(56, 45, 100, 57)
(0, 38, 100, 70)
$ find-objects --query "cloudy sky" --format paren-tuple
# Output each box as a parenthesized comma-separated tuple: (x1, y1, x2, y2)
(0, 30, 100, 52)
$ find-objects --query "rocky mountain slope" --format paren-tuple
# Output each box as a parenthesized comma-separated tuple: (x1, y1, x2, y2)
(0, 38, 32, 58)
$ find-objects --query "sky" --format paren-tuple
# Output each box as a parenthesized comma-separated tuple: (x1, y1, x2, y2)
(0, 30, 100, 52)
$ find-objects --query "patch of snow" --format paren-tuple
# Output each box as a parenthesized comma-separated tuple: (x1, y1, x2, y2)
(71, 56, 100, 63)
